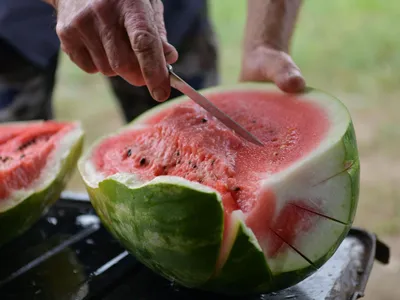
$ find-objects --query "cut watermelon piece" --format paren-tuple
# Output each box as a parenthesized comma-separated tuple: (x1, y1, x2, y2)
(78, 83, 359, 295)
(0, 120, 84, 246)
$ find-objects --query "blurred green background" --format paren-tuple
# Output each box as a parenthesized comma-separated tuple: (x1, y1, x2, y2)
(53, 1, 399, 299)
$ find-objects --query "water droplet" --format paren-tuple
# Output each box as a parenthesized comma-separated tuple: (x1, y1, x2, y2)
(76, 215, 100, 227)
(86, 238, 95, 245)
(46, 217, 58, 225)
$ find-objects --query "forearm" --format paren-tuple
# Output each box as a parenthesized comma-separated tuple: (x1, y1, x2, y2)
(243, 0, 303, 53)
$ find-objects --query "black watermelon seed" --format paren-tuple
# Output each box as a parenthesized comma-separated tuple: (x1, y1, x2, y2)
(140, 158, 147, 166)
(233, 187, 241, 192)
(176, 151, 180, 156)
(127, 149, 132, 157)
(201, 118, 207, 123)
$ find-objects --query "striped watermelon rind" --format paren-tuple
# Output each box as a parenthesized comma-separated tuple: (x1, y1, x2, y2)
(78, 83, 359, 295)
(0, 121, 84, 246)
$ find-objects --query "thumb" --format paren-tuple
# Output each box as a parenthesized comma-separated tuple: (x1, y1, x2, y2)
(162, 41, 179, 65)
(264, 51, 306, 93)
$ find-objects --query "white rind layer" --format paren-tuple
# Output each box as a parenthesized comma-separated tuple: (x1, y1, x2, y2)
(0, 121, 84, 212)
(246, 91, 356, 274)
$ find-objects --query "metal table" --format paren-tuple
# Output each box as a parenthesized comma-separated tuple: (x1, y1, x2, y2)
(0, 192, 390, 300)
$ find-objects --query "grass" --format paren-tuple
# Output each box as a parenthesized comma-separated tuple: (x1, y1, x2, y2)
(51, 1, 399, 298)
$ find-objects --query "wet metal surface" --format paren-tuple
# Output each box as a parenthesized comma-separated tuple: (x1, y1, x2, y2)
(0, 193, 389, 300)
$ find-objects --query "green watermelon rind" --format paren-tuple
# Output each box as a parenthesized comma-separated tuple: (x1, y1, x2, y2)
(78, 83, 360, 295)
(85, 176, 224, 288)
(199, 213, 273, 295)
(0, 123, 84, 247)
(200, 118, 359, 295)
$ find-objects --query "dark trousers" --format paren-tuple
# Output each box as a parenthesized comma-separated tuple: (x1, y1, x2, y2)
(0, 25, 218, 123)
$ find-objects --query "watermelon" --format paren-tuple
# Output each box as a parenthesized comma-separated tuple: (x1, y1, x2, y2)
(0, 121, 84, 246)
(78, 83, 359, 295)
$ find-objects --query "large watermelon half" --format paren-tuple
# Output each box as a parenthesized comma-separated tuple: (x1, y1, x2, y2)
(78, 83, 359, 295)
(0, 120, 84, 246)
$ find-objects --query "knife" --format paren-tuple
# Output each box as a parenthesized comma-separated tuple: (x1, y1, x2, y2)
(167, 64, 263, 146)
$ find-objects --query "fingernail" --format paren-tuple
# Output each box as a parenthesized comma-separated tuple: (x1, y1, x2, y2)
(152, 87, 167, 102)
(280, 70, 306, 93)
(287, 75, 306, 93)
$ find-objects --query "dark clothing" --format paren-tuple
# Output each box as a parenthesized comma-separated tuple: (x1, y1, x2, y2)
(0, 0, 219, 122)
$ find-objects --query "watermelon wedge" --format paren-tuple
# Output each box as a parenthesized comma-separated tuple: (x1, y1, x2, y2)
(0, 121, 84, 246)
(78, 83, 359, 295)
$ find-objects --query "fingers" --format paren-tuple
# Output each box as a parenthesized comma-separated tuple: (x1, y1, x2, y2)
(269, 52, 305, 93)
(57, 22, 98, 74)
(56, 0, 176, 101)
(240, 47, 306, 94)
(124, 0, 171, 101)
(69, 46, 98, 74)
(76, 12, 117, 77)
(260, 50, 305, 93)
(163, 42, 179, 64)
(93, 1, 145, 86)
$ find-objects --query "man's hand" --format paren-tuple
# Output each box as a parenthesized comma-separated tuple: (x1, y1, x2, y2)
(47, 0, 178, 101)
(240, 46, 305, 93)
(240, 0, 305, 93)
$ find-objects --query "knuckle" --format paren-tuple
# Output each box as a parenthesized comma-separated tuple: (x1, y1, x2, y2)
(90, 0, 109, 16)
(72, 9, 94, 29)
(131, 29, 157, 54)
(56, 11, 92, 40)
(56, 24, 72, 41)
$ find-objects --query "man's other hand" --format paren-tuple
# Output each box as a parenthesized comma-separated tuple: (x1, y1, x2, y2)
(240, 45, 305, 93)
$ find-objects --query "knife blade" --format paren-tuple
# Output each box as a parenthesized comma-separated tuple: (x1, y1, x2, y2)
(167, 64, 263, 146)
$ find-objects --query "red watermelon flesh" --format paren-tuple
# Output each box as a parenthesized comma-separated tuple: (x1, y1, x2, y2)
(91, 90, 336, 262)
(0, 121, 76, 201)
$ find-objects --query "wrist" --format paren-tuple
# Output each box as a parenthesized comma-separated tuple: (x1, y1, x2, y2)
(243, 0, 303, 54)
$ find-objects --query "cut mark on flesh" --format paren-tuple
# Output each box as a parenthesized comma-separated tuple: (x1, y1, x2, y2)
(269, 226, 317, 270)
(289, 203, 347, 225)
(312, 161, 355, 187)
